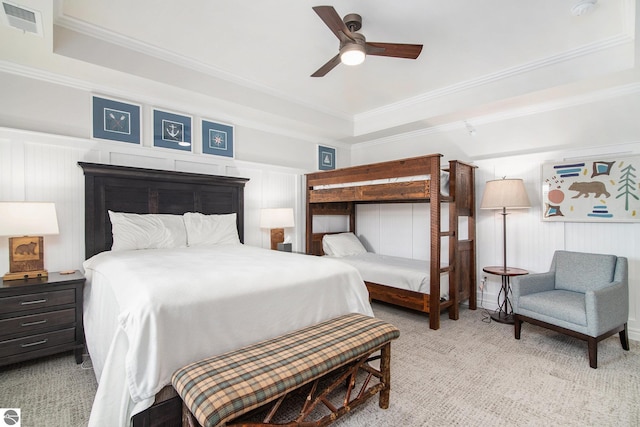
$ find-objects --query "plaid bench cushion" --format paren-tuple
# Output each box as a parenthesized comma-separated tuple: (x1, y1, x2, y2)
(172, 313, 400, 427)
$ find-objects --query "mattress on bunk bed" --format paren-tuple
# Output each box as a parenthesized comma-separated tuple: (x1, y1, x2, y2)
(322, 233, 448, 299)
(312, 171, 450, 196)
(333, 253, 448, 299)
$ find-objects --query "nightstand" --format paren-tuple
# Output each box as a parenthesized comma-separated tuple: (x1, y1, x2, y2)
(0, 271, 85, 367)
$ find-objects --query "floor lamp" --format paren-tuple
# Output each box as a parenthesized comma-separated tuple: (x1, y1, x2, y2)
(480, 178, 530, 323)
(480, 178, 531, 271)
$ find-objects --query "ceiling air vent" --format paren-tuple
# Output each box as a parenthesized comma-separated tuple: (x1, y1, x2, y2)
(1, 1, 43, 36)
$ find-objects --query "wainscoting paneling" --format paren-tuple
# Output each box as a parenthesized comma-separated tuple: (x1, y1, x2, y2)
(0, 128, 305, 276)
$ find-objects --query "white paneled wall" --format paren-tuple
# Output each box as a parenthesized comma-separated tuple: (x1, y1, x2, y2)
(3, 126, 638, 340)
(236, 167, 303, 250)
(350, 203, 451, 262)
(475, 144, 640, 340)
(0, 128, 304, 275)
(314, 145, 640, 340)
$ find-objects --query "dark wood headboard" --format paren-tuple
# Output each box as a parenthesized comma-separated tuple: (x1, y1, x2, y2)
(79, 162, 249, 259)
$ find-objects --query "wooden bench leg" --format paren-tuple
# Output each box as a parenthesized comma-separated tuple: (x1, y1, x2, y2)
(379, 342, 391, 409)
(182, 402, 200, 427)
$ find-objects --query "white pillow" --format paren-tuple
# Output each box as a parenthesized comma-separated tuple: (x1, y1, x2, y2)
(183, 212, 240, 246)
(440, 171, 450, 196)
(322, 232, 367, 257)
(108, 211, 187, 251)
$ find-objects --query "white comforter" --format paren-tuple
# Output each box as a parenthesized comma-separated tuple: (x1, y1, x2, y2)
(82, 244, 372, 427)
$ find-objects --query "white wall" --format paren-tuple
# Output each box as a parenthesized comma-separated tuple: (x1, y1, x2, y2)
(0, 70, 352, 172)
(2, 57, 638, 342)
(343, 140, 640, 340)
(0, 64, 347, 274)
(474, 144, 640, 341)
(0, 127, 305, 277)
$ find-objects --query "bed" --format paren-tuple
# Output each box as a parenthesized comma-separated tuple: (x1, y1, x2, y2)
(321, 232, 449, 298)
(78, 162, 373, 427)
(305, 154, 477, 330)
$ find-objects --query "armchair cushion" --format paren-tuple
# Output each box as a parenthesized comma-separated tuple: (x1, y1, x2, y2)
(517, 290, 587, 328)
(553, 251, 617, 293)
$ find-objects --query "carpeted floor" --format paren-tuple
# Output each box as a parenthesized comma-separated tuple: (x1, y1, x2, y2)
(1, 302, 638, 426)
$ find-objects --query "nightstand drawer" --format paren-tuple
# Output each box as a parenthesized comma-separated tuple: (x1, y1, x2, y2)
(0, 289, 75, 314)
(0, 327, 76, 358)
(0, 308, 76, 338)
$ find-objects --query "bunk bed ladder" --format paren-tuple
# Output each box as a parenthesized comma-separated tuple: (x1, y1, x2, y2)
(429, 156, 443, 330)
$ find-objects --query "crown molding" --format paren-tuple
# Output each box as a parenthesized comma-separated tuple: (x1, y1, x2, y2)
(355, 33, 634, 124)
(353, 81, 640, 150)
(0, 60, 339, 146)
(53, 14, 351, 122)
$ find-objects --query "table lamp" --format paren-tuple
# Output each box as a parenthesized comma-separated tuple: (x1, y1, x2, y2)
(480, 178, 530, 271)
(260, 208, 294, 250)
(0, 202, 59, 280)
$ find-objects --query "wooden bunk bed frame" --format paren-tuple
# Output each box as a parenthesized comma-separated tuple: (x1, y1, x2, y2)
(305, 154, 477, 330)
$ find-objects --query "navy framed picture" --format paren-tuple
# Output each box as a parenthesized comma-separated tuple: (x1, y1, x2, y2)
(153, 109, 192, 151)
(318, 145, 336, 170)
(202, 119, 234, 158)
(92, 96, 140, 144)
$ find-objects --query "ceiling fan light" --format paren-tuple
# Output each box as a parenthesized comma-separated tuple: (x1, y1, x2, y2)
(340, 44, 365, 66)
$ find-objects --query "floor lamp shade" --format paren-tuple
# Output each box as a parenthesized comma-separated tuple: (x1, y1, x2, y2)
(480, 179, 530, 271)
(480, 179, 530, 210)
(260, 208, 295, 250)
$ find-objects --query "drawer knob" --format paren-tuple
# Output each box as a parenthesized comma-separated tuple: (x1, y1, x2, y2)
(20, 339, 48, 348)
(20, 299, 47, 305)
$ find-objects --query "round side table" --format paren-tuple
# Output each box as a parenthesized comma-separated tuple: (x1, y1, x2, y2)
(483, 266, 528, 324)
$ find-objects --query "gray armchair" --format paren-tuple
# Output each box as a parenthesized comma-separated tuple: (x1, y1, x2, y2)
(512, 250, 629, 368)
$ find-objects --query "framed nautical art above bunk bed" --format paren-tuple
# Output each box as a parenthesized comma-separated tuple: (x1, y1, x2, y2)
(305, 154, 477, 330)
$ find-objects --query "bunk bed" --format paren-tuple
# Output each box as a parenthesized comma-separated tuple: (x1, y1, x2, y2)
(305, 154, 477, 330)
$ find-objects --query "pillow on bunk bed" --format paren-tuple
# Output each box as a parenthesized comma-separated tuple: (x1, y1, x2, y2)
(440, 171, 450, 196)
(108, 211, 188, 251)
(322, 232, 368, 257)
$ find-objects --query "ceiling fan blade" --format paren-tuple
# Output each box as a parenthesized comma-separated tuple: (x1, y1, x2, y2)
(311, 54, 341, 77)
(365, 42, 423, 59)
(313, 5, 355, 42)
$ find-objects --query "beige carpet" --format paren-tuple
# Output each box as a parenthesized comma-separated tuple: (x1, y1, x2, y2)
(1, 302, 638, 427)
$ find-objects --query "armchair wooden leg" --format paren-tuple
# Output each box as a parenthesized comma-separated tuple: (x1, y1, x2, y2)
(514, 315, 522, 340)
(587, 337, 598, 369)
(620, 323, 630, 351)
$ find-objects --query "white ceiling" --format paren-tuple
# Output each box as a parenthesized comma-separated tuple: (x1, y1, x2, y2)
(1, 0, 639, 158)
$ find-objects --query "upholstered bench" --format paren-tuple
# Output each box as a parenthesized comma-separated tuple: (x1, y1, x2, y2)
(171, 313, 400, 427)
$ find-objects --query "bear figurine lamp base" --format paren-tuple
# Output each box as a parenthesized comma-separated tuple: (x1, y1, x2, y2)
(480, 179, 531, 272)
(0, 202, 59, 281)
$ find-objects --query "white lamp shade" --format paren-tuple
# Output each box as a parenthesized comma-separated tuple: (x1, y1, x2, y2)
(260, 208, 295, 229)
(0, 202, 60, 236)
(480, 179, 531, 209)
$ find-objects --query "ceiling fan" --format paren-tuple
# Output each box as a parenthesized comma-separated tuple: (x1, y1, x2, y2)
(311, 5, 423, 77)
